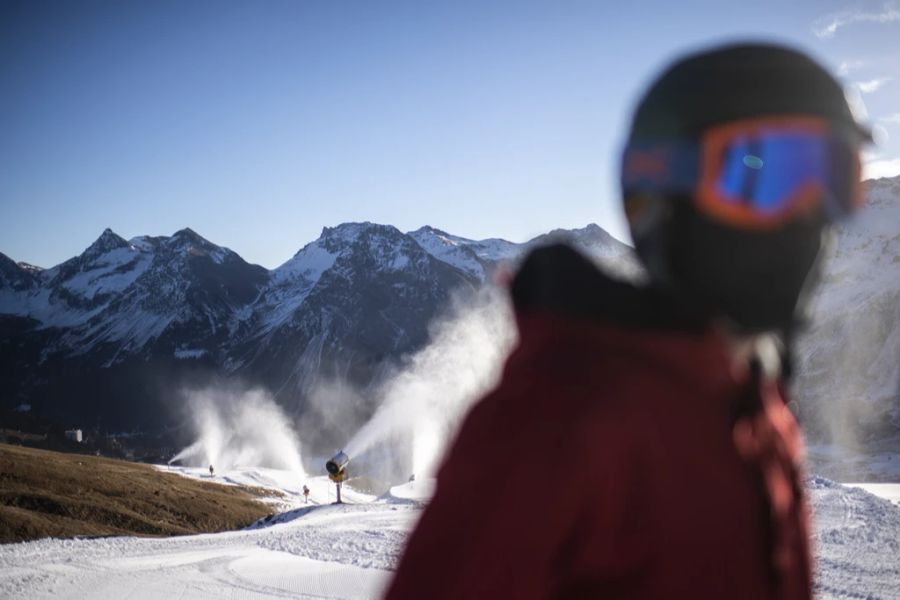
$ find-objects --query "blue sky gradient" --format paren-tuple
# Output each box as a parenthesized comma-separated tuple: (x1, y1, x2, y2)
(2, 0, 899, 268)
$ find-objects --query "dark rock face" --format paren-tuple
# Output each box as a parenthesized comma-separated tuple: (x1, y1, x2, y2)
(0, 253, 41, 293)
(2, 222, 628, 432)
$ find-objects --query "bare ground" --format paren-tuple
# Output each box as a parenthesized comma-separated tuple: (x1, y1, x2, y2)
(0, 443, 273, 543)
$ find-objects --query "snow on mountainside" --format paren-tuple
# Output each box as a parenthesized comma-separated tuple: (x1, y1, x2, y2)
(231, 223, 480, 407)
(39, 227, 266, 354)
(258, 221, 463, 339)
(408, 226, 491, 279)
(0, 228, 269, 428)
(795, 175, 900, 479)
(0, 253, 41, 296)
(0, 204, 896, 471)
(0, 221, 628, 431)
(409, 223, 636, 281)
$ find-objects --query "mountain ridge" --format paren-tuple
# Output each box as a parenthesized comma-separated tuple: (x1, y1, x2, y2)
(0, 221, 631, 433)
(1, 184, 896, 477)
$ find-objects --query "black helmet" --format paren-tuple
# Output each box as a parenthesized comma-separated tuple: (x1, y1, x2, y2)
(622, 43, 869, 333)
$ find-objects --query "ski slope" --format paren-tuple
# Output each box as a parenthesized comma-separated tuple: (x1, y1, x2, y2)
(0, 468, 897, 599)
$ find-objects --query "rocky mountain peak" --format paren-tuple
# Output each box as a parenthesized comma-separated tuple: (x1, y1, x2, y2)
(319, 222, 405, 248)
(411, 225, 450, 238)
(169, 227, 216, 250)
(17, 262, 44, 273)
(0, 252, 40, 291)
(84, 228, 130, 258)
(164, 228, 231, 264)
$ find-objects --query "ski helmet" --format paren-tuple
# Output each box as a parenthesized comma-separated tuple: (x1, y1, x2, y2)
(621, 43, 870, 333)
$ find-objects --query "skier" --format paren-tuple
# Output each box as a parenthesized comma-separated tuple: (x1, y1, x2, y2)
(302, 485, 310, 503)
(385, 43, 870, 600)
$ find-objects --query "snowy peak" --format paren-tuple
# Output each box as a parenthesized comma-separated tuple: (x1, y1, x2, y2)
(0, 252, 40, 292)
(528, 223, 630, 258)
(409, 223, 633, 280)
(314, 222, 428, 274)
(17, 262, 44, 274)
(48, 228, 153, 304)
(409, 226, 520, 261)
(83, 228, 131, 261)
(1, 221, 629, 372)
(408, 227, 488, 279)
(277, 223, 418, 279)
(170, 227, 216, 249)
(318, 222, 405, 252)
(164, 227, 232, 264)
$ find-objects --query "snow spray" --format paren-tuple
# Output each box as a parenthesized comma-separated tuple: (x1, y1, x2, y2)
(795, 223, 899, 459)
(170, 385, 305, 475)
(343, 286, 516, 480)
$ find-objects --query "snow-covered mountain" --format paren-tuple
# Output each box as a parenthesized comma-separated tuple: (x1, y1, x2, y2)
(409, 222, 636, 281)
(228, 223, 480, 409)
(794, 175, 900, 478)
(4, 186, 894, 456)
(0, 222, 630, 430)
(2, 227, 266, 340)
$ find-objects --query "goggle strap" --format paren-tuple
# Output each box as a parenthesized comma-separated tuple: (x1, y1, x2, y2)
(621, 141, 700, 194)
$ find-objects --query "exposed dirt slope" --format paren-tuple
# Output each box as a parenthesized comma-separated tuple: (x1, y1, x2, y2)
(0, 443, 272, 543)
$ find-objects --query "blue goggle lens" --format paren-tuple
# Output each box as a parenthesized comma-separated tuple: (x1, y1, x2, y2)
(717, 130, 845, 215)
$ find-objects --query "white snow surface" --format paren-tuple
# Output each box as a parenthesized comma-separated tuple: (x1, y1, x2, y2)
(272, 240, 338, 288)
(844, 483, 900, 505)
(0, 467, 419, 600)
(1, 467, 897, 599)
(809, 476, 900, 599)
(408, 227, 491, 279)
(60, 247, 152, 300)
(408, 224, 636, 282)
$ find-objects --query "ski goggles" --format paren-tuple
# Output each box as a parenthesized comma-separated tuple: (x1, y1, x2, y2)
(621, 116, 864, 229)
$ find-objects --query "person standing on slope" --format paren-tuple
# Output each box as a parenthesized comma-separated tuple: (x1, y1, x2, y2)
(385, 43, 870, 600)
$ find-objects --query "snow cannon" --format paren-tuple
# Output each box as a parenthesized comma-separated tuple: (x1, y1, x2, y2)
(326, 451, 350, 480)
(326, 451, 350, 504)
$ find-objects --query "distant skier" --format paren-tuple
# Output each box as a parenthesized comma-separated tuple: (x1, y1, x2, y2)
(208, 464, 214, 477)
(302, 485, 310, 503)
(386, 43, 870, 600)
(408, 474, 415, 483)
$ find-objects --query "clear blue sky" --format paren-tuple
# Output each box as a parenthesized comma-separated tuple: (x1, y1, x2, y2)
(2, 0, 899, 268)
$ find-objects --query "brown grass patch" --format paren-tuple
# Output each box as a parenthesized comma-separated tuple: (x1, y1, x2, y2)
(0, 443, 272, 543)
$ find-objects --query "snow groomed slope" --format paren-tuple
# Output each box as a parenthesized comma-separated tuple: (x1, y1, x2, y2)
(0, 468, 897, 599)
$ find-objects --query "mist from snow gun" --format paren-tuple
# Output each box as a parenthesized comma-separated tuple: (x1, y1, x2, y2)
(170, 385, 305, 475)
(796, 229, 900, 464)
(343, 286, 516, 480)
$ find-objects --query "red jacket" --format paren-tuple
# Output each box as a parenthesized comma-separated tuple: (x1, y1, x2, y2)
(385, 245, 812, 600)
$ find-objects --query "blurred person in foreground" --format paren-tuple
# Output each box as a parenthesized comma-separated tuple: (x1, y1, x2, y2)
(385, 43, 870, 600)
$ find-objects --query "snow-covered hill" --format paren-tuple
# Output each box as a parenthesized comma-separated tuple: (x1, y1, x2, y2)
(0, 468, 896, 599)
